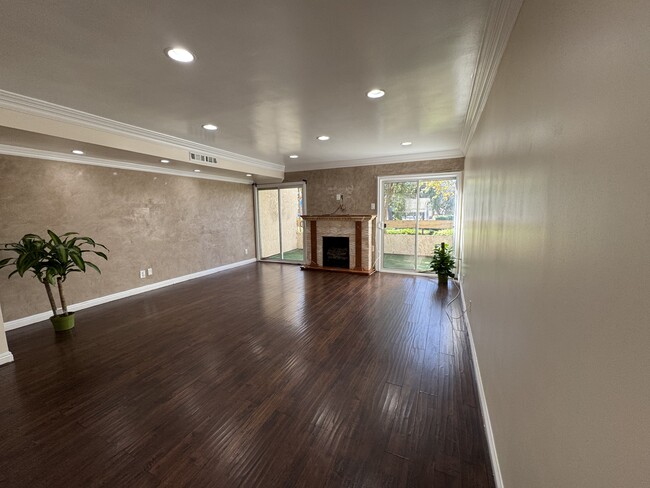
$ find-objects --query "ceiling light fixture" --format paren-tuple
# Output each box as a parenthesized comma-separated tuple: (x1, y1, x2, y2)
(160, 159, 170, 163)
(194, 169, 201, 173)
(202, 124, 218, 131)
(317, 135, 330, 141)
(289, 154, 299, 159)
(165, 47, 195, 63)
(367, 89, 386, 99)
(71, 149, 84, 155)
(246, 173, 252, 177)
(401, 141, 413, 146)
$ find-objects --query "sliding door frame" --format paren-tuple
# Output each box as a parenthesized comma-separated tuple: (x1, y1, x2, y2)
(376, 172, 463, 275)
(254, 181, 307, 264)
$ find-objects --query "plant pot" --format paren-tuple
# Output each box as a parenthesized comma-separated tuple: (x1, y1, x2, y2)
(50, 312, 75, 332)
(437, 274, 449, 286)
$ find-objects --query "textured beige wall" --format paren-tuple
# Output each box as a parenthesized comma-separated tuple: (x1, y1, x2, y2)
(285, 158, 463, 216)
(462, 0, 650, 486)
(286, 159, 462, 266)
(0, 156, 255, 321)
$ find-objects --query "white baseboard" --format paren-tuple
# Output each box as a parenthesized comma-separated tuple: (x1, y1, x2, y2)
(458, 282, 504, 488)
(4, 258, 256, 331)
(0, 351, 14, 366)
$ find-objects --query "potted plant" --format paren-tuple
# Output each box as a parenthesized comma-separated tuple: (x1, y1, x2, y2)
(0, 231, 108, 332)
(429, 242, 456, 286)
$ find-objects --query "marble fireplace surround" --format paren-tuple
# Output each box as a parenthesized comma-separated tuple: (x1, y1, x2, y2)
(301, 214, 376, 275)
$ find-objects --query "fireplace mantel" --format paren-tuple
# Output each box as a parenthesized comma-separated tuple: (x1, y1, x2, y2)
(302, 214, 376, 222)
(301, 214, 376, 275)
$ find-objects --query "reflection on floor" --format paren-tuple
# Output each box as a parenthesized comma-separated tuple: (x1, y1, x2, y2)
(263, 248, 304, 261)
(1, 263, 494, 487)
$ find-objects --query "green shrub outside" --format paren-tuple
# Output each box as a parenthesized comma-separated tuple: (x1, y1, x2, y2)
(385, 228, 453, 236)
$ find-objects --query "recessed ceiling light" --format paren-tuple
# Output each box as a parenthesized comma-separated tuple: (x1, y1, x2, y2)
(317, 135, 330, 141)
(72, 149, 84, 155)
(246, 173, 252, 177)
(160, 159, 170, 163)
(367, 89, 385, 99)
(165, 47, 195, 63)
(289, 154, 299, 159)
(401, 141, 413, 146)
(194, 169, 201, 173)
(202, 124, 218, 131)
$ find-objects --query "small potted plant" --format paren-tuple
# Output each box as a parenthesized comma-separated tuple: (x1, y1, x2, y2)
(429, 242, 456, 286)
(0, 231, 108, 332)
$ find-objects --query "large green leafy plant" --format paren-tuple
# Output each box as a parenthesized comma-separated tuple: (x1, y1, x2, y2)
(429, 242, 456, 279)
(0, 231, 108, 317)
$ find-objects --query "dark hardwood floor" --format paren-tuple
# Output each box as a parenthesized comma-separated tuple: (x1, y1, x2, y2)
(0, 263, 494, 487)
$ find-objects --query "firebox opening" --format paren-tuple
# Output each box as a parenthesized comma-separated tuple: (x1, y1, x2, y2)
(322, 236, 350, 269)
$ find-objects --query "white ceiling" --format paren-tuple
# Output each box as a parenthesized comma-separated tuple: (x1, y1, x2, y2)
(0, 0, 494, 173)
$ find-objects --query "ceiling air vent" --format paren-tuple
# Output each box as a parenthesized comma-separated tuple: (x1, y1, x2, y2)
(189, 152, 218, 165)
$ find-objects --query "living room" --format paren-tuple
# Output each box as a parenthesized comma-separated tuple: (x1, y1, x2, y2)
(0, 1, 648, 487)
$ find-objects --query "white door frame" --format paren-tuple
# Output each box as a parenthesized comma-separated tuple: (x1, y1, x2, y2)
(376, 172, 463, 275)
(254, 181, 307, 263)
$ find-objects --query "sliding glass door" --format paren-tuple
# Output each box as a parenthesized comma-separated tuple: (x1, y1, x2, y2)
(255, 183, 306, 263)
(378, 174, 460, 273)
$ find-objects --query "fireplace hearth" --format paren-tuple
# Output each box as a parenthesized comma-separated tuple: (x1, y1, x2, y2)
(322, 236, 350, 269)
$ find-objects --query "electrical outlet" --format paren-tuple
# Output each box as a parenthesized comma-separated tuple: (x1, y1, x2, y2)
(139, 270, 146, 279)
(370, 202, 376, 210)
(336, 194, 342, 201)
(245, 248, 248, 255)
(147, 268, 153, 276)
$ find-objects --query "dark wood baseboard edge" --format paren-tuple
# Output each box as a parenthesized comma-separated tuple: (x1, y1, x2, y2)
(300, 265, 376, 276)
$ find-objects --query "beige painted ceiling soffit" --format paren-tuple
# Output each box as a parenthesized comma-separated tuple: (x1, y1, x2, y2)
(0, 144, 256, 184)
(286, 149, 465, 172)
(461, 0, 524, 153)
(0, 89, 285, 180)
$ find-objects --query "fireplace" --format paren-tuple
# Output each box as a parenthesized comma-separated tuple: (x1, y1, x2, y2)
(322, 236, 350, 269)
(301, 214, 375, 275)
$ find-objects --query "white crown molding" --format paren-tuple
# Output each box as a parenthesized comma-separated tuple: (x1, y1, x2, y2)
(0, 144, 253, 185)
(3, 258, 257, 331)
(0, 89, 284, 172)
(461, 0, 524, 153)
(285, 149, 465, 172)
